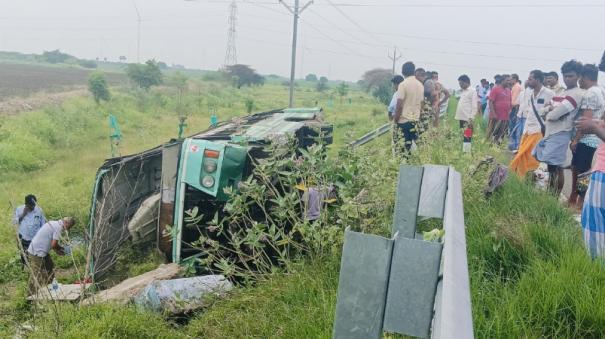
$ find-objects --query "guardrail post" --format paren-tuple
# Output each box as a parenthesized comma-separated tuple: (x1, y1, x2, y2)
(332, 165, 473, 339)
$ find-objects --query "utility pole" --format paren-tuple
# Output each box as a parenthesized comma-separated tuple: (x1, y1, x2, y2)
(280, 0, 313, 108)
(133, 0, 141, 63)
(388, 46, 402, 75)
(224, 0, 238, 67)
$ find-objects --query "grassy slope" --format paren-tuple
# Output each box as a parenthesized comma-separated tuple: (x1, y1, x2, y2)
(0, 78, 381, 336)
(183, 100, 605, 338)
(2, 82, 604, 338)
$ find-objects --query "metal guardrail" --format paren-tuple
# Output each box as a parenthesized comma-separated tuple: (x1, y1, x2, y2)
(333, 164, 474, 339)
(348, 123, 391, 148)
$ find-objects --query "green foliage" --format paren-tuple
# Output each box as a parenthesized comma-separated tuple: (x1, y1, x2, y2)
(41, 49, 73, 64)
(126, 59, 163, 90)
(316, 77, 329, 92)
(187, 258, 339, 338)
(245, 98, 255, 113)
(336, 82, 349, 101)
(371, 78, 393, 106)
(28, 304, 183, 339)
(305, 73, 318, 82)
(87, 72, 111, 104)
(360, 68, 393, 105)
(3, 74, 604, 338)
(78, 59, 97, 69)
(223, 64, 265, 88)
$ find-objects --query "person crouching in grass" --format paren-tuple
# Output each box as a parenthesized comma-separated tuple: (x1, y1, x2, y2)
(27, 217, 75, 295)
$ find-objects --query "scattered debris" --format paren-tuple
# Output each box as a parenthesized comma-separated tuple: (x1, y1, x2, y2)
(82, 263, 182, 305)
(27, 283, 92, 302)
(485, 164, 508, 197)
(128, 193, 161, 244)
(134, 275, 233, 314)
(470, 156, 494, 176)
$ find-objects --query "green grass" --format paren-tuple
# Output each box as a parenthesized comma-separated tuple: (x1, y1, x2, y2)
(2, 83, 605, 338)
(0, 78, 384, 337)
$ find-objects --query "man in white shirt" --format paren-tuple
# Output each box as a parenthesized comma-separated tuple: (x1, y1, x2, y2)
(27, 217, 75, 294)
(387, 75, 404, 120)
(534, 60, 584, 196)
(12, 194, 45, 267)
(454, 75, 479, 128)
(510, 70, 554, 177)
(546, 71, 565, 96)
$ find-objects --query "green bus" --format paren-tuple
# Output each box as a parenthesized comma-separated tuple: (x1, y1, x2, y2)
(85, 108, 332, 280)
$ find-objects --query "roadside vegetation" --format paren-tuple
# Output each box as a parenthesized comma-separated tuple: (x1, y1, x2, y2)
(1, 63, 604, 338)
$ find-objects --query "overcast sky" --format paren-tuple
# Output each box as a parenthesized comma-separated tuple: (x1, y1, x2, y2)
(0, 0, 604, 88)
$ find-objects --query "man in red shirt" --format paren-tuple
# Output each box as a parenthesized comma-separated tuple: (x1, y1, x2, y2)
(486, 75, 512, 144)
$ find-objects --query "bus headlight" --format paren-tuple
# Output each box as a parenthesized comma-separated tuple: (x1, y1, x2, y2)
(202, 175, 215, 188)
(203, 160, 217, 173)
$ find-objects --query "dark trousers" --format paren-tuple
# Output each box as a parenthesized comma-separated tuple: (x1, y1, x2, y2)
(18, 234, 31, 268)
(508, 106, 519, 133)
(395, 122, 418, 155)
(27, 254, 54, 295)
(486, 119, 509, 144)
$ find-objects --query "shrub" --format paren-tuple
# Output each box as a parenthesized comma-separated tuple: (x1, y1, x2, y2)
(88, 72, 111, 104)
(126, 60, 163, 90)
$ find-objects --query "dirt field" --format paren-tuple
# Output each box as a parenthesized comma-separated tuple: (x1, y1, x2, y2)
(0, 63, 127, 100)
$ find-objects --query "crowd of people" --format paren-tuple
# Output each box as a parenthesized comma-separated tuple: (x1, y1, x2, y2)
(389, 52, 605, 260)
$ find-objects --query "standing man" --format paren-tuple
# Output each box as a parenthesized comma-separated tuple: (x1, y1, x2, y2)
(477, 79, 490, 115)
(27, 217, 75, 294)
(508, 74, 524, 151)
(569, 64, 605, 210)
(433, 71, 451, 120)
(393, 61, 425, 156)
(576, 114, 605, 259)
(486, 75, 512, 144)
(414, 68, 426, 83)
(423, 71, 440, 127)
(546, 71, 565, 96)
(12, 195, 45, 267)
(455, 75, 479, 128)
(534, 60, 584, 196)
(387, 75, 404, 120)
(510, 70, 554, 177)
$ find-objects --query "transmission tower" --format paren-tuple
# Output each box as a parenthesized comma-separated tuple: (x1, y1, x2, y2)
(224, 0, 238, 66)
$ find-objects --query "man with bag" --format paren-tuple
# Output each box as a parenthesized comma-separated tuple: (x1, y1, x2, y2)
(533, 60, 584, 195)
(510, 70, 554, 177)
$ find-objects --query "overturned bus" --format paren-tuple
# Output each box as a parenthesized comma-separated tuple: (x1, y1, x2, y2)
(85, 108, 332, 280)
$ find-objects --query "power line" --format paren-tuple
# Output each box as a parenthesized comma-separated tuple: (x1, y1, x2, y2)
(183, 0, 605, 8)
(322, 0, 386, 45)
(314, 2, 605, 7)
(306, 8, 368, 46)
(242, 1, 602, 53)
